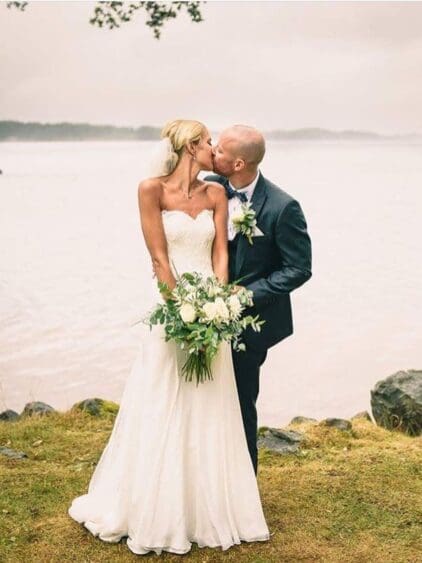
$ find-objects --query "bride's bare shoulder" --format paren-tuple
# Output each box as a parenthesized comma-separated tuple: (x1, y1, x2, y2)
(204, 180, 226, 204)
(137, 177, 164, 199)
(203, 180, 225, 194)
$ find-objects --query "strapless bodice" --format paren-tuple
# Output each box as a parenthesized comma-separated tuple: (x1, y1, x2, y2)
(161, 209, 215, 278)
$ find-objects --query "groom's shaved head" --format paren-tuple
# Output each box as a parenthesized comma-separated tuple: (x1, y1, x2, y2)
(212, 124, 265, 180)
(221, 125, 266, 166)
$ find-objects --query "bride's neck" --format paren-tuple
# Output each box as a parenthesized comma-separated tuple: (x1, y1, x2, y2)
(168, 155, 201, 191)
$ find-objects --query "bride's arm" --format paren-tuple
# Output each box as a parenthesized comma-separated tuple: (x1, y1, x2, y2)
(209, 183, 229, 284)
(138, 179, 176, 296)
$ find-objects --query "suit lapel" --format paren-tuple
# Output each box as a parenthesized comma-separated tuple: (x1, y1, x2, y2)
(235, 172, 268, 278)
(249, 171, 268, 218)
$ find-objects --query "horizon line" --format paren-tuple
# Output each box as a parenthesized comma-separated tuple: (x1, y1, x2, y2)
(1, 119, 421, 138)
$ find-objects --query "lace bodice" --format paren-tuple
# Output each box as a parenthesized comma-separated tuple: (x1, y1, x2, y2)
(162, 209, 215, 278)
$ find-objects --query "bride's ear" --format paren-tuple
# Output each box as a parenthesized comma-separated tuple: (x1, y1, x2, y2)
(186, 141, 197, 160)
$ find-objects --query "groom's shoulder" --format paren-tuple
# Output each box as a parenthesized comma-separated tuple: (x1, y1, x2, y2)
(262, 175, 296, 207)
(203, 173, 226, 185)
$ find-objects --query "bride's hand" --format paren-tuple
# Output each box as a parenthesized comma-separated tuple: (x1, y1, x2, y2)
(160, 287, 175, 302)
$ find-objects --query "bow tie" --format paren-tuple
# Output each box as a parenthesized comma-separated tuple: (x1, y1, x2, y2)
(225, 184, 248, 202)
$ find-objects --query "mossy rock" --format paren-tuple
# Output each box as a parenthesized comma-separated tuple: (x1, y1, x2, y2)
(257, 426, 270, 437)
(0, 446, 27, 459)
(0, 409, 20, 422)
(351, 411, 372, 422)
(257, 427, 304, 454)
(71, 398, 119, 417)
(371, 369, 422, 436)
(21, 401, 55, 417)
(290, 416, 318, 425)
(320, 418, 352, 431)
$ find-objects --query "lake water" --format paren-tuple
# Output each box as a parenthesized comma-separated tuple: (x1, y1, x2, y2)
(0, 141, 421, 426)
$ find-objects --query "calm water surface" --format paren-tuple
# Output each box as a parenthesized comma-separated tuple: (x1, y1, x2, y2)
(0, 141, 420, 426)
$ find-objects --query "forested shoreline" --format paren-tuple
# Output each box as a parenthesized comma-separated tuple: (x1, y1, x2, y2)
(2, 121, 418, 142)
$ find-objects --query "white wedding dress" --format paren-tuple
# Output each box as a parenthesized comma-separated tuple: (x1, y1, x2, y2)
(68, 208, 270, 556)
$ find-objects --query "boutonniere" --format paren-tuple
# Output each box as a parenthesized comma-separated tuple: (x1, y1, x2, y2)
(231, 202, 258, 245)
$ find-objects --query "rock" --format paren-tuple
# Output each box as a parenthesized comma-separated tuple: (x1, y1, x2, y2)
(22, 401, 55, 417)
(257, 427, 304, 454)
(0, 447, 27, 460)
(351, 411, 372, 422)
(0, 409, 19, 422)
(321, 418, 352, 431)
(371, 369, 422, 436)
(72, 398, 119, 417)
(290, 416, 318, 425)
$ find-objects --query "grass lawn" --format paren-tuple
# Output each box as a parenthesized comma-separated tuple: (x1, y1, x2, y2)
(1, 411, 421, 562)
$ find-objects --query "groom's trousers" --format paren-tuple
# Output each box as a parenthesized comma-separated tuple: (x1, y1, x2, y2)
(231, 346, 267, 475)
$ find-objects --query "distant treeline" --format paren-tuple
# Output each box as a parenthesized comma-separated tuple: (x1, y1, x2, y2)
(267, 128, 383, 140)
(0, 121, 419, 142)
(0, 121, 161, 141)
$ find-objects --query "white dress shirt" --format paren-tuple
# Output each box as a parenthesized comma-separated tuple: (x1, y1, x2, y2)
(228, 171, 260, 241)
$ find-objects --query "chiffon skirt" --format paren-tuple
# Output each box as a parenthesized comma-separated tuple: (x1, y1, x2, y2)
(68, 325, 270, 555)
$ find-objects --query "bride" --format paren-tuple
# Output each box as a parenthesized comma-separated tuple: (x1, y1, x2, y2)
(68, 119, 270, 556)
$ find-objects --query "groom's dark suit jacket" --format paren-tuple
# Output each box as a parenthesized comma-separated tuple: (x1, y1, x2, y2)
(205, 172, 312, 352)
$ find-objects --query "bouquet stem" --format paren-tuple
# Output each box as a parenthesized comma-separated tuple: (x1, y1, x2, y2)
(182, 350, 213, 386)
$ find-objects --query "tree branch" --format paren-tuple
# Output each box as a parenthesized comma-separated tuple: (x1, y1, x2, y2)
(5, 1, 205, 39)
(90, 1, 204, 39)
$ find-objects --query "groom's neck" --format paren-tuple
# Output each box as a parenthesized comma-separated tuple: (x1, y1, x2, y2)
(228, 168, 259, 190)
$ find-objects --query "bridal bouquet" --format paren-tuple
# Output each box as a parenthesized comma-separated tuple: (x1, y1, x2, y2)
(145, 272, 264, 385)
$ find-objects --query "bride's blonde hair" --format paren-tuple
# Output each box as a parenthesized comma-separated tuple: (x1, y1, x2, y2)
(160, 119, 207, 174)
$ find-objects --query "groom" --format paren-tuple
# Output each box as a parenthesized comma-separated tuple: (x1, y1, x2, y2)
(205, 125, 312, 474)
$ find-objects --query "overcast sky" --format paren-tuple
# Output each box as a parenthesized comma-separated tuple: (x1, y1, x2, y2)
(1, 1, 421, 134)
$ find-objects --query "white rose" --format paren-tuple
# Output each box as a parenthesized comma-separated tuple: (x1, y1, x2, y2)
(231, 209, 245, 224)
(203, 301, 218, 322)
(228, 294, 242, 316)
(179, 303, 196, 323)
(214, 297, 230, 321)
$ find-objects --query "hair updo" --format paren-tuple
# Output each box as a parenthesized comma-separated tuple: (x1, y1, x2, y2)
(160, 119, 207, 174)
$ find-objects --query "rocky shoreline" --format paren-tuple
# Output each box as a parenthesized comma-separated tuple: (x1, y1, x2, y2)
(1, 375, 421, 561)
(1, 370, 420, 461)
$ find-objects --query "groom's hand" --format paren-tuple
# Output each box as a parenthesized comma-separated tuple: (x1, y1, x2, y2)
(230, 284, 244, 294)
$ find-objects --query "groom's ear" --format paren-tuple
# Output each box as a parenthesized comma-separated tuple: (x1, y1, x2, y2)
(233, 158, 246, 172)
